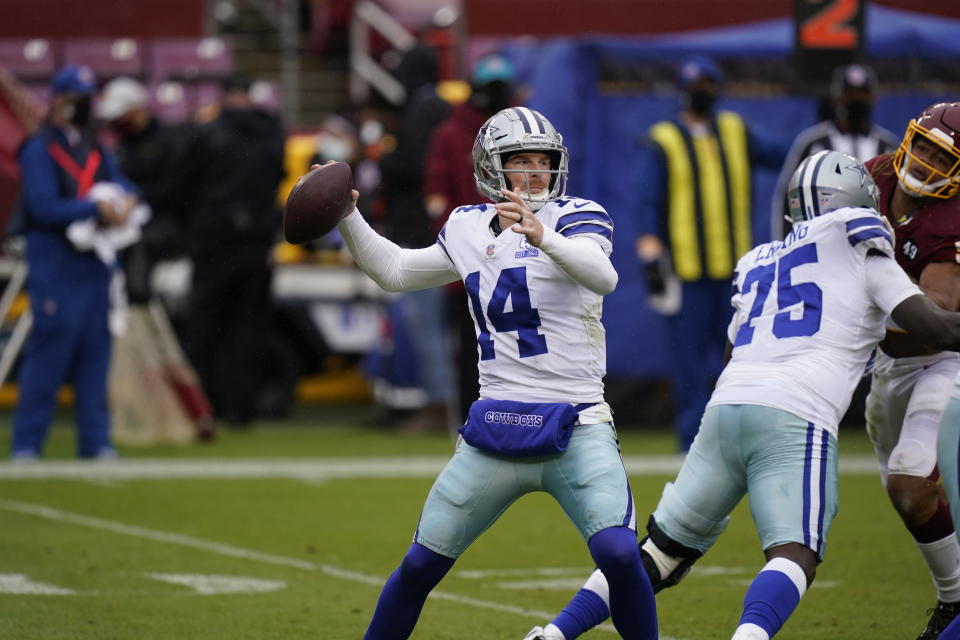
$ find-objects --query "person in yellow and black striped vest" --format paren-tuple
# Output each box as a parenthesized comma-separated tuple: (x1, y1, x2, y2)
(635, 56, 788, 452)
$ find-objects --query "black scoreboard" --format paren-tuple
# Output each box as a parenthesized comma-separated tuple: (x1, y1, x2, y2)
(794, 0, 868, 92)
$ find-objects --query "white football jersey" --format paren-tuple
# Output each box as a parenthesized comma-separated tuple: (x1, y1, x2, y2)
(437, 197, 614, 419)
(710, 206, 920, 436)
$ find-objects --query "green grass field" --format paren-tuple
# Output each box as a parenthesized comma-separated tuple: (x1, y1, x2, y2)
(0, 405, 939, 639)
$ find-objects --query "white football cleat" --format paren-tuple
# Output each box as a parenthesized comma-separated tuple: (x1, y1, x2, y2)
(522, 626, 547, 640)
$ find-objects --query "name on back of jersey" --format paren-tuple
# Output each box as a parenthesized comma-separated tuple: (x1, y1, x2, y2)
(754, 223, 810, 262)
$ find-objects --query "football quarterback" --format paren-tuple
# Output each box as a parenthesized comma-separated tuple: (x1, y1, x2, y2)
(331, 106, 659, 640)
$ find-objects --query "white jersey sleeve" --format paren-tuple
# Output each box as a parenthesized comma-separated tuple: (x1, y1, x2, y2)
(537, 226, 618, 295)
(841, 206, 920, 324)
(712, 207, 901, 436)
(864, 254, 922, 315)
(842, 206, 896, 259)
(337, 208, 459, 291)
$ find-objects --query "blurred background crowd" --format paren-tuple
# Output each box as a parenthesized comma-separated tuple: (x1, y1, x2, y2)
(0, 0, 959, 455)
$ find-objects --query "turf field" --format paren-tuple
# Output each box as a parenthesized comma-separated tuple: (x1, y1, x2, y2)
(0, 405, 939, 639)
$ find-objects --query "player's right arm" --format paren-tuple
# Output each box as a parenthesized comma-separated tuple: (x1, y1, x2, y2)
(337, 206, 459, 292)
(882, 261, 960, 357)
(849, 208, 960, 351)
(865, 254, 960, 351)
(890, 292, 960, 352)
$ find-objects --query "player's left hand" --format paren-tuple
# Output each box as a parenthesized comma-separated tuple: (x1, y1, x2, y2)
(496, 188, 544, 246)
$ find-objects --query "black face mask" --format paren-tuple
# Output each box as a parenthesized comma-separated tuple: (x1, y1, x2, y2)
(841, 100, 872, 129)
(68, 96, 92, 128)
(471, 81, 512, 116)
(686, 89, 716, 116)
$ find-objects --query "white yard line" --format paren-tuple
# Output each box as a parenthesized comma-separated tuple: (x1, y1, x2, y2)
(0, 574, 75, 595)
(0, 499, 651, 637)
(0, 455, 880, 480)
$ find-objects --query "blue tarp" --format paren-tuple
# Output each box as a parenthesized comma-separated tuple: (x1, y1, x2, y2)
(500, 6, 960, 378)
(507, 5, 960, 64)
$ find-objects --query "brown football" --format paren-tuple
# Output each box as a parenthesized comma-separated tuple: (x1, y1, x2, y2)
(283, 162, 354, 244)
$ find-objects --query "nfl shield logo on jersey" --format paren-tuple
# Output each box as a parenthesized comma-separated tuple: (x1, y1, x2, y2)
(515, 237, 539, 259)
(485, 243, 496, 259)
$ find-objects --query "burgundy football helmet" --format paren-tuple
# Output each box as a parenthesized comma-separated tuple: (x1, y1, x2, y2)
(893, 102, 960, 199)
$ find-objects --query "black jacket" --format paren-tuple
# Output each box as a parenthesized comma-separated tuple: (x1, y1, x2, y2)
(116, 117, 192, 257)
(182, 106, 286, 254)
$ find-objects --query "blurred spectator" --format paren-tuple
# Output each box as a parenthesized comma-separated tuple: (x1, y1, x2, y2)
(97, 77, 191, 302)
(424, 54, 515, 225)
(377, 44, 453, 432)
(11, 65, 138, 459)
(353, 108, 387, 218)
(770, 63, 899, 239)
(634, 55, 788, 451)
(310, 113, 360, 167)
(179, 71, 286, 426)
(379, 43, 450, 247)
(422, 53, 516, 425)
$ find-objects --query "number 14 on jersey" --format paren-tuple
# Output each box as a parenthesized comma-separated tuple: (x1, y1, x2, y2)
(465, 267, 549, 360)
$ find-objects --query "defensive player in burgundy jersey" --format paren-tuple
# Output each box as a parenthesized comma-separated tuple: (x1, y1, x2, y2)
(864, 102, 960, 640)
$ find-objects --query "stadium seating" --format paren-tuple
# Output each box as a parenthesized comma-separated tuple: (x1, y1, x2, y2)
(62, 38, 145, 79)
(0, 36, 247, 123)
(149, 37, 233, 82)
(0, 36, 232, 86)
(0, 39, 57, 80)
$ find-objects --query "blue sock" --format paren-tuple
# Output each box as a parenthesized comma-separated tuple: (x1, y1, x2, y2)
(738, 558, 807, 638)
(364, 543, 455, 640)
(940, 614, 960, 640)
(587, 526, 657, 640)
(552, 581, 610, 640)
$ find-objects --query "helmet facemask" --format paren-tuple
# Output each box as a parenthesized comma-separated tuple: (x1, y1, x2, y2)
(893, 120, 960, 200)
(473, 108, 569, 211)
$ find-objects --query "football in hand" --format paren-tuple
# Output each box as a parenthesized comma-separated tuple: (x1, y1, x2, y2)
(283, 162, 354, 244)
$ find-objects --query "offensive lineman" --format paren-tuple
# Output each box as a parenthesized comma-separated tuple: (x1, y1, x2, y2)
(523, 150, 960, 640)
(863, 102, 960, 640)
(333, 107, 657, 639)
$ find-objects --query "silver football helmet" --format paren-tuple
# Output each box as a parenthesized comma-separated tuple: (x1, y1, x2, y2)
(472, 107, 569, 211)
(787, 150, 880, 224)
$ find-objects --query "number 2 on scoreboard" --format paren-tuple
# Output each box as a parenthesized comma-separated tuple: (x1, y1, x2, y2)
(799, 0, 861, 49)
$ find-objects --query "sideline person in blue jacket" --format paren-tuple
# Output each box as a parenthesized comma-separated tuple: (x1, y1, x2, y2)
(635, 56, 788, 452)
(11, 65, 137, 459)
